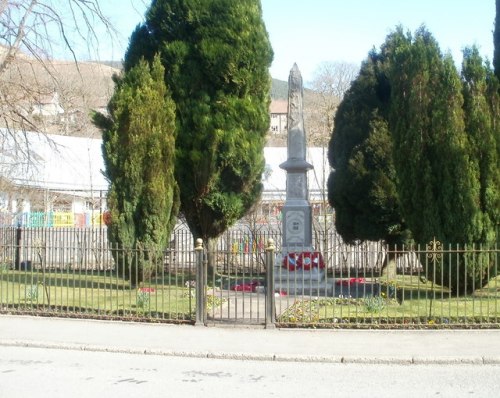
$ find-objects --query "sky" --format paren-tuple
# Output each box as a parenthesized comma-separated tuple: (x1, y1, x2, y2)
(89, 0, 495, 83)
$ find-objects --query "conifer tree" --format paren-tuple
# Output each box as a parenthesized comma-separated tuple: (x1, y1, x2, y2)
(462, 47, 500, 289)
(329, 26, 498, 293)
(462, 47, 500, 244)
(328, 44, 409, 246)
(94, 55, 179, 285)
(494, 0, 500, 80)
(388, 28, 486, 293)
(124, 0, 273, 246)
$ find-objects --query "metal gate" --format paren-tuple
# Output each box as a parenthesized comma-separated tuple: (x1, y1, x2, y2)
(194, 233, 276, 327)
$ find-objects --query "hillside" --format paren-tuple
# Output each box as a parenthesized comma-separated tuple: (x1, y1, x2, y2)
(271, 78, 316, 100)
(0, 55, 120, 138)
(1, 49, 330, 142)
(99, 60, 123, 70)
(270, 77, 335, 147)
(271, 78, 288, 99)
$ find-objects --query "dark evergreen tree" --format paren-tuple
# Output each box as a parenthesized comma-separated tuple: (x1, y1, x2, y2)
(494, 0, 500, 80)
(328, 33, 410, 247)
(94, 55, 179, 285)
(330, 26, 498, 294)
(388, 28, 485, 293)
(462, 47, 500, 243)
(462, 47, 500, 289)
(124, 0, 273, 246)
(491, 1, 500, 231)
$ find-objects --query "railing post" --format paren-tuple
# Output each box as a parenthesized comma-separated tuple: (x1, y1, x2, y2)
(195, 238, 206, 326)
(265, 238, 276, 329)
(15, 224, 22, 270)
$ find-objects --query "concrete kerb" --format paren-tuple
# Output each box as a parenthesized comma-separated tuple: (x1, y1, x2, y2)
(1, 339, 499, 365)
(2, 316, 500, 365)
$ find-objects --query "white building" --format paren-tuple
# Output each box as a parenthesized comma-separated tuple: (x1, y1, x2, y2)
(0, 130, 331, 227)
(0, 129, 107, 226)
(269, 100, 287, 135)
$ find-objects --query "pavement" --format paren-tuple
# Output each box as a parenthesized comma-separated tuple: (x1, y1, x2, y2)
(1, 315, 500, 365)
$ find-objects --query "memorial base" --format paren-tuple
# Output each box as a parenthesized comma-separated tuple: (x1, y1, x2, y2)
(274, 266, 330, 296)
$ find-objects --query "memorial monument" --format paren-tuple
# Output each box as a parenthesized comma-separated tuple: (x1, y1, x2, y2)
(275, 64, 326, 294)
(279, 63, 314, 253)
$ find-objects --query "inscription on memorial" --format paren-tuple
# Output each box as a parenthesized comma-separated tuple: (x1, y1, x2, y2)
(285, 210, 305, 244)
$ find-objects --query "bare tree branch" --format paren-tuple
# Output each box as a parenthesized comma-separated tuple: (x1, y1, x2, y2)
(0, 0, 37, 74)
(305, 61, 359, 146)
(0, 0, 119, 197)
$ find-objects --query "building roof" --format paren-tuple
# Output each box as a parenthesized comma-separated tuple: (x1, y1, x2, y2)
(270, 99, 288, 114)
(0, 129, 107, 193)
(0, 130, 330, 202)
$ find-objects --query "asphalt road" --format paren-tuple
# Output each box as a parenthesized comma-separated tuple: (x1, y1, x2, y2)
(1, 345, 499, 398)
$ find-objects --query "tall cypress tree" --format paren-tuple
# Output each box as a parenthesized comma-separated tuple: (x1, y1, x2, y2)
(94, 55, 179, 285)
(389, 28, 475, 244)
(494, 0, 500, 80)
(388, 28, 485, 293)
(461, 46, 500, 291)
(491, 0, 500, 235)
(329, 25, 498, 293)
(124, 0, 273, 245)
(462, 47, 500, 243)
(328, 41, 409, 247)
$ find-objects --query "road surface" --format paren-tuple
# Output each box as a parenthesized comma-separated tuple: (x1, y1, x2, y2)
(1, 345, 499, 398)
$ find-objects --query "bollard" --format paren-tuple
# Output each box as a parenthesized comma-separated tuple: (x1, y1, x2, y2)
(265, 238, 276, 329)
(194, 238, 206, 326)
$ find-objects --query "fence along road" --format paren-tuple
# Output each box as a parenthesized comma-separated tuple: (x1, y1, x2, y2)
(0, 226, 499, 328)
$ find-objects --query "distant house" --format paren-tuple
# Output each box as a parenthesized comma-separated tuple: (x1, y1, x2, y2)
(269, 99, 287, 135)
(4, 58, 119, 137)
(31, 91, 64, 117)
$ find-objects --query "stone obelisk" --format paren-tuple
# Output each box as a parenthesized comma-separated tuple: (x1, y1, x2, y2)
(279, 63, 314, 253)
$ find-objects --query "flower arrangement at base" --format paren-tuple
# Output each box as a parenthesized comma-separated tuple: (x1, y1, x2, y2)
(282, 251, 325, 271)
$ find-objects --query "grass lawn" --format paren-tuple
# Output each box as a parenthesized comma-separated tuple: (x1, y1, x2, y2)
(277, 275, 500, 325)
(3, 268, 500, 326)
(0, 268, 195, 320)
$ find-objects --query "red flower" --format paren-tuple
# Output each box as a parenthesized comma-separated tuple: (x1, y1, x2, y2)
(230, 280, 260, 292)
(282, 252, 325, 271)
(335, 278, 366, 286)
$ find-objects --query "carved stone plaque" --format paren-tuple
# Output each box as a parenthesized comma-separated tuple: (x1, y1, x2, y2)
(285, 210, 305, 244)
